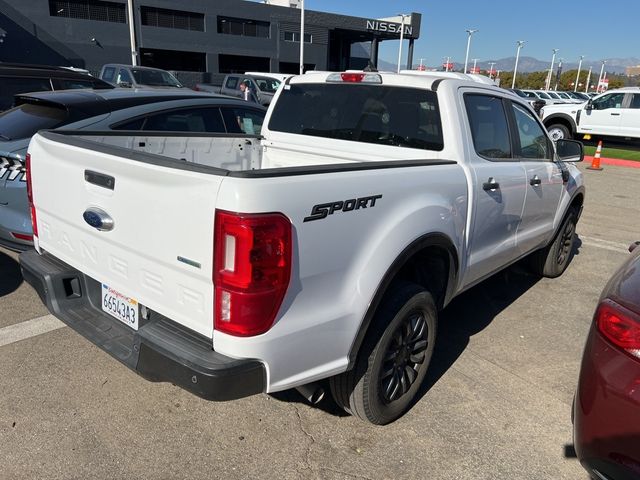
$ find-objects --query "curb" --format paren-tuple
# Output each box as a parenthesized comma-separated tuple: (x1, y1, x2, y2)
(583, 156, 640, 169)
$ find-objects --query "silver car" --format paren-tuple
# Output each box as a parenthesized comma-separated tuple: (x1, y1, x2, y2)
(0, 88, 266, 250)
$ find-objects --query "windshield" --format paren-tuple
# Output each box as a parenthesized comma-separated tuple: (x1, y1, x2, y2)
(546, 92, 561, 99)
(252, 77, 281, 94)
(536, 92, 551, 99)
(556, 92, 570, 99)
(0, 103, 68, 141)
(269, 83, 444, 151)
(131, 69, 182, 87)
(512, 89, 528, 98)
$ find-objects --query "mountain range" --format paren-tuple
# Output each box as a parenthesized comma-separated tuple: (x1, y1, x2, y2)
(379, 56, 640, 74)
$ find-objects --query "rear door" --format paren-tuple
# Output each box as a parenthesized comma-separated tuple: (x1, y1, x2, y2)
(509, 101, 563, 255)
(619, 93, 640, 138)
(462, 92, 527, 286)
(28, 133, 226, 338)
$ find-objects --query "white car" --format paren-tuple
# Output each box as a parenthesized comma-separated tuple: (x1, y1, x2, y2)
(21, 71, 585, 425)
(542, 87, 640, 141)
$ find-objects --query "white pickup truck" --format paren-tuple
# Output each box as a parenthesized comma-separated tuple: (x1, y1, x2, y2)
(542, 87, 640, 142)
(20, 72, 585, 424)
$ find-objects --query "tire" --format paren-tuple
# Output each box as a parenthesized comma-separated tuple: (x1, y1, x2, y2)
(546, 123, 571, 142)
(329, 282, 437, 425)
(530, 208, 578, 278)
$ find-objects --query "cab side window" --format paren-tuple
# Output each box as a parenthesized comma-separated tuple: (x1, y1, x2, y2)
(512, 103, 551, 160)
(225, 77, 238, 89)
(465, 94, 512, 160)
(629, 94, 640, 109)
(592, 93, 625, 110)
(221, 107, 265, 135)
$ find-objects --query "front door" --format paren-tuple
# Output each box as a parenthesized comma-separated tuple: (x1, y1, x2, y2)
(579, 92, 625, 136)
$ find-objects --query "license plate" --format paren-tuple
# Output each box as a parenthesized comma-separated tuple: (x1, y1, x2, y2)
(101, 284, 139, 330)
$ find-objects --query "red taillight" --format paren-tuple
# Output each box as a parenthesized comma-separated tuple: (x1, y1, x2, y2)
(213, 210, 292, 337)
(341, 73, 365, 83)
(10, 232, 34, 242)
(25, 153, 38, 238)
(596, 299, 640, 359)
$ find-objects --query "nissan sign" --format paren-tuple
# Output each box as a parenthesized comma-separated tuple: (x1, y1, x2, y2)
(366, 20, 413, 36)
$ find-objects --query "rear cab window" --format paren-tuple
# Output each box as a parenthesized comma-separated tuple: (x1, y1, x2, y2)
(0, 103, 68, 141)
(225, 77, 239, 89)
(268, 83, 444, 151)
(101, 67, 116, 83)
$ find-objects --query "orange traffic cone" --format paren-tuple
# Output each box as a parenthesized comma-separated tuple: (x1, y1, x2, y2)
(587, 140, 604, 171)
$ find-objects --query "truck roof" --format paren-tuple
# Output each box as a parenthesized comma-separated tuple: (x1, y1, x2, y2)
(289, 70, 501, 91)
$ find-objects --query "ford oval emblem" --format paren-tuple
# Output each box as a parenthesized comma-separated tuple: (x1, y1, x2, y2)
(83, 207, 114, 232)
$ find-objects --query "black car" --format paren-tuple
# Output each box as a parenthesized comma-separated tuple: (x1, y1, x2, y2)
(0, 63, 113, 111)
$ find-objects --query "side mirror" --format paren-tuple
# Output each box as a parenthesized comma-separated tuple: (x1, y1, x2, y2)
(584, 99, 594, 111)
(118, 81, 132, 88)
(556, 139, 583, 163)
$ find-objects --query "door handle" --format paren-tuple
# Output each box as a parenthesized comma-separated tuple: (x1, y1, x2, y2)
(530, 175, 542, 186)
(611, 113, 621, 116)
(483, 177, 500, 191)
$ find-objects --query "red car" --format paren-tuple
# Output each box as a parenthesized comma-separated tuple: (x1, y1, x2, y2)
(574, 241, 640, 480)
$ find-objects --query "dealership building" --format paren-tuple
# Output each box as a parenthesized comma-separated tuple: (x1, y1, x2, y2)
(0, 0, 421, 76)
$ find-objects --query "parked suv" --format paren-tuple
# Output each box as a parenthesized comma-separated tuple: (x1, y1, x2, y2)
(0, 63, 112, 111)
(0, 89, 266, 251)
(542, 87, 640, 142)
(99, 64, 184, 89)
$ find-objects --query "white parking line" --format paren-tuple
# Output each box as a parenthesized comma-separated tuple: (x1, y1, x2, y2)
(0, 315, 65, 348)
(580, 235, 631, 253)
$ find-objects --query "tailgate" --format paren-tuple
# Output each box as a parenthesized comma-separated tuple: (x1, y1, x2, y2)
(28, 132, 225, 338)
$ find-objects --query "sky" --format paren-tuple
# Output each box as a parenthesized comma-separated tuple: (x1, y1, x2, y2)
(302, 0, 639, 67)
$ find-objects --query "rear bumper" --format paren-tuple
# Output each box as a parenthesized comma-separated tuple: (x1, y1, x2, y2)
(0, 234, 32, 252)
(20, 250, 266, 401)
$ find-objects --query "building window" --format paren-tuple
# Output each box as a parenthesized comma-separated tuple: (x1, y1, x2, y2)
(283, 32, 312, 43)
(140, 6, 204, 31)
(48, 0, 125, 23)
(217, 17, 270, 38)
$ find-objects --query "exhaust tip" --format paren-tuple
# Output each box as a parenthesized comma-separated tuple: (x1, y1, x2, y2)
(295, 383, 325, 405)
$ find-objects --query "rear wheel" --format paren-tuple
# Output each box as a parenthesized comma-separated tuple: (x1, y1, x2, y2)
(330, 282, 437, 425)
(530, 208, 578, 278)
(547, 123, 571, 142)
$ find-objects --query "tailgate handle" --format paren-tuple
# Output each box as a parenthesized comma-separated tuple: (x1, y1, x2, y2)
(85, 170, 115, 190)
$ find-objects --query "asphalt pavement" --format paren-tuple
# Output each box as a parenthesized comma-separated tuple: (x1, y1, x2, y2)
(1, 162, 638, 479)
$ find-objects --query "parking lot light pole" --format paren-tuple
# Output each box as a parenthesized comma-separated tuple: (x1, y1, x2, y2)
(472, 58, 478, 73)
(396, 14, 408, 73)
(464, 29, 478, 74)
(545, 48, 559, 90)
(574, 55, 584, 92)
(512, 40, 525, 89)
(299, 0, 305, 75)
(127, 0, 138, 66)
(488, 62, 496, 79)
(597, 60, 606, 92)
(585, 66, 592, 93)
